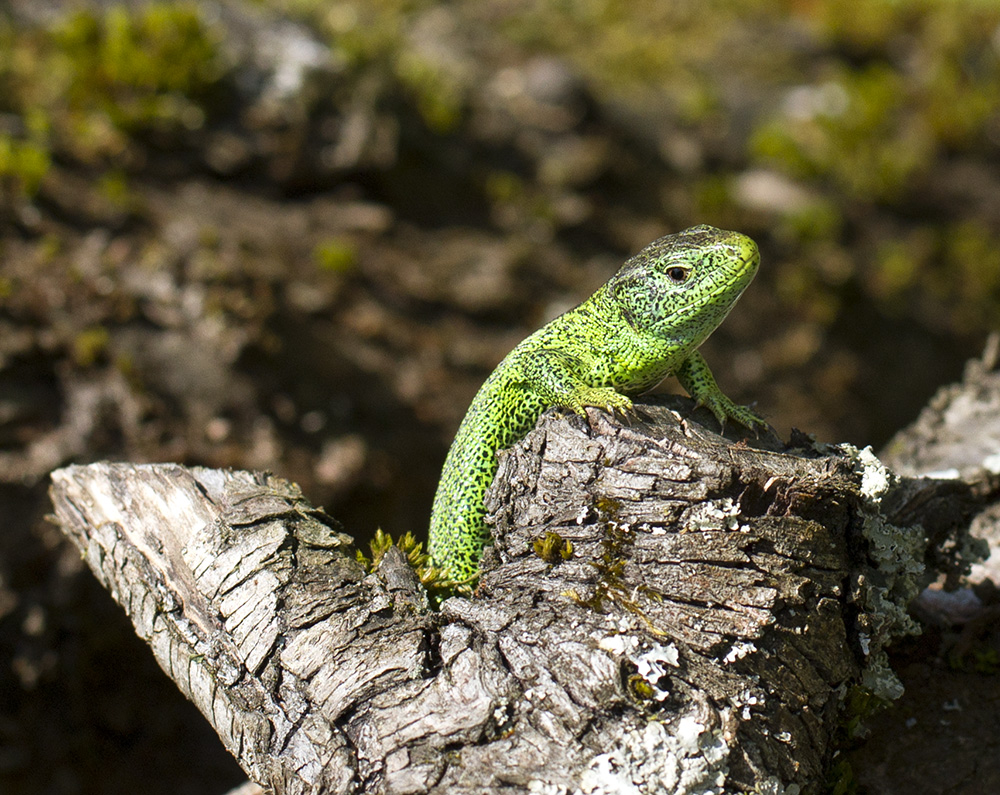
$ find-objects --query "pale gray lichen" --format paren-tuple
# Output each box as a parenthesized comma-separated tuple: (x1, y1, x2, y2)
(754, 777, 803, 795)
(597, 633, 639, 656)
(685, 498, 741, 531)
(575, 715, 729, 795)
(596, 637, 681, 702)
(722, 640, 756, 664)
(733, 687, 763, 721)
(632, 643, 681, 701)
(841, 445, 928, 700)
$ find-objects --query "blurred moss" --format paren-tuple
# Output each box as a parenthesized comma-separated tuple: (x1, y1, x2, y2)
(73, 327, 111, 367)
(313, 237, 358, 272)
(484, 170, 524, 205)
(774, 260, 842, 326)
(692, 175, 732, 219)
(873, 238, 923, 300)
(500, 0, 759, 111)
(866, 222, 1000, 330)
(0, 133, 50, 198)
(939, 221, 1000, 329)
(97, 169, 133, 210)
(37, 234, 63, 264)
(0, 2, 225, 173)
(755, 0, 1000, 200)
(751, 65, 931, 201)
(485, 169, 558, 230)
(52, 4, 223, 134)
(295, 0, 467, 132)
(394, 50, 464, 133)
(779, 199, 843, 245)
(2, 0, 999, 346)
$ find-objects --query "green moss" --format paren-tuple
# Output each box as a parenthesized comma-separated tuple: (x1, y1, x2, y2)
(754, 0, 1000, 204)
(812, 0, 1000, 153)
(52, 4, 224, 134)
(751, 65, 930, 201)
(298, 0, 467, 131)
(692, 175, 733, 219)
(825, 756, 857, 795)
(940, 222, 1000, 328)
(0, 2, 226, 175)
(780, 198, 843, 244)
(564, 497, 669, 636)
(871, 238, 922, 300)
(592, 496, 623, 518)
(394, 50, 464, 133)
(970, 646, 999, 675)
(866, 222, 1000, 330)
(357, 527, 459, 599)
(838, 684, 889, 741)
(72, 327, 111, 367)
(626, 674, 656, 702)
(0, 134, 50, 198)
(313, 237, 358, 273)
(532, 530, 573, 564)
(500, 0, 743, 110)
(37, 234, 63, 263)
(97, 169, 133, 211)
(948, 639, 1000, 674)
(484, 170, 558, 229)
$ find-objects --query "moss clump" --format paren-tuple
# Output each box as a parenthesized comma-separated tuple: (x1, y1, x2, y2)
(357, 528, 460, 599)
(52, 5, 224, 135)
(0, 2, 226, 181)
(310, 0, 466, 132)
(313, 237, 359, 273)
(564, 497, 668, 636)
(0, 134, 50, 199)
(751, 64, 929, 203)
(72, 327, 111, 367)
(755, 0, 1000, 199)
(532, 530, 573, 564)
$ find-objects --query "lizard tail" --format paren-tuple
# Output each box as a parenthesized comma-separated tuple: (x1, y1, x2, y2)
(428, 420, 497, 581)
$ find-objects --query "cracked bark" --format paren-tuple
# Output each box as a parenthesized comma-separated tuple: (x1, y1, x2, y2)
(49, 397, 984, 794)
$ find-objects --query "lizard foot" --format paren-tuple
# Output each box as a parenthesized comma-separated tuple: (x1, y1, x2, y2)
(699, 394, 767, 435)
(565, 387, 633, 417)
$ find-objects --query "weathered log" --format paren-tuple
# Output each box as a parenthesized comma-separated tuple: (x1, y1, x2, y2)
(49, 397, 983, 794)
(882, 333, 1000, 483)
(882, 334, 1000, 585)
(880, 334, 1000, 635)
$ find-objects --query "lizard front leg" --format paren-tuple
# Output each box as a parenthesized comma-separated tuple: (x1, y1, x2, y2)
(516, 348, 633, 416)
(675, 350, 766, 431)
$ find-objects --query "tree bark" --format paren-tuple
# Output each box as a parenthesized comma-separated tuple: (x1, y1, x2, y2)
(49, 398, 985, 794)
(881, 333, 1000, 616)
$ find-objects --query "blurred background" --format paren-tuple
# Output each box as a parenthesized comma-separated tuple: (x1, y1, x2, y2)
(2, 0, 999, 792)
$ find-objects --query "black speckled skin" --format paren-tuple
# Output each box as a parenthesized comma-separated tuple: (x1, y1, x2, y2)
(429, 225, 764, 580)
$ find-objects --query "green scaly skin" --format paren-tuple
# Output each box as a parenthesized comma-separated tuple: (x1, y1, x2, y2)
(429, 225, 766, 582)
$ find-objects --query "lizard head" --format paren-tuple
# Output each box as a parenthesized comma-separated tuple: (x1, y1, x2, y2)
(607, 224, 759, 344)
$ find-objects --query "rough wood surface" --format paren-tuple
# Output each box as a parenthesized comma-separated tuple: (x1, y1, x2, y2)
(49, 398, 984, 794)
(881, 333, 1000, 483)
(881, 332, 1000, 608)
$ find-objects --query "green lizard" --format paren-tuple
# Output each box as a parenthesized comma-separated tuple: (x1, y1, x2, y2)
(429, 225, 766, 582)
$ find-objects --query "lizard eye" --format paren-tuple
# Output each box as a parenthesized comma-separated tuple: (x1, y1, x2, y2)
(666, 266, 690, 284)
